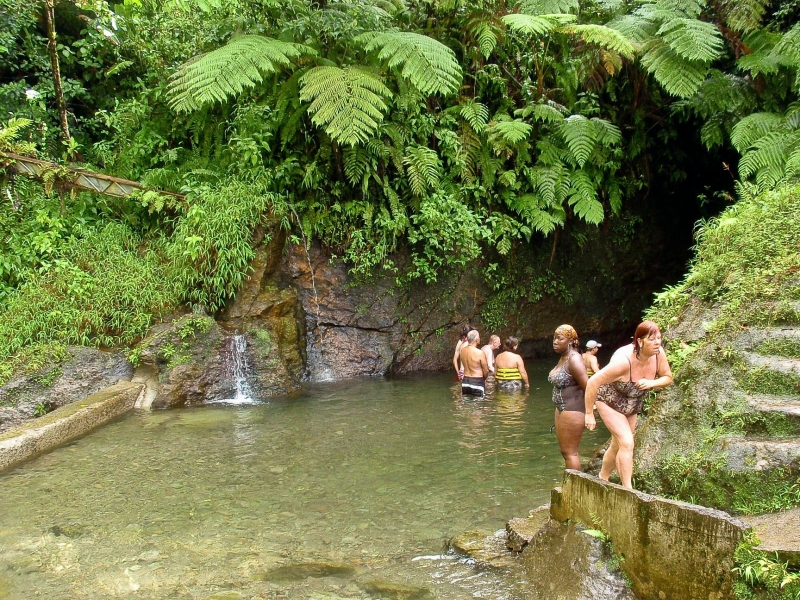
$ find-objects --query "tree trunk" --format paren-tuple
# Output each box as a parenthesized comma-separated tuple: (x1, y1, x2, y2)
(43, 0, 71, 146)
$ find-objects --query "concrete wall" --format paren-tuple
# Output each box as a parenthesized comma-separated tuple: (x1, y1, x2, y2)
(550, 470, 750, 600)
(0, 381, 143, 472)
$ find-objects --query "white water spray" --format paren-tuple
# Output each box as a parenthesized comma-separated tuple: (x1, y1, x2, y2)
(224, 334, 256, 404)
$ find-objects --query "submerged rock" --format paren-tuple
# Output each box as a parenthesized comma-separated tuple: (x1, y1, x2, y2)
(254, 561, 356, 582)
(359, 579, 434, 600)
(449, 529, 517, 569)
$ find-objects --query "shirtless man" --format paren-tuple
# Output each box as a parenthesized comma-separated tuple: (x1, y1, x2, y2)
(481, 334, 501, 375)
(583, 340, 602, 376)
(460, 330, 489, 397)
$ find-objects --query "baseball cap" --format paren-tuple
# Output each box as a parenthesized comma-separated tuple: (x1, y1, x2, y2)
(585, 340, 601, 349)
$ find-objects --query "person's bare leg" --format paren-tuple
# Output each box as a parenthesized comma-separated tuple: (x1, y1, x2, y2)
(597, 402, 637, 488)
(555, 409, 585, 470)
(598, 436, 617, 481)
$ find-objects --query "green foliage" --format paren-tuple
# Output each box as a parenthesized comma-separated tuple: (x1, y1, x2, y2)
(0, 222, 178, 385)
(734, 532, 800, 599)
(168, 35, 315, 112)
(299, 66, 392, 145)
(356, 30, 462, 95)
(168, 177, 274, 311)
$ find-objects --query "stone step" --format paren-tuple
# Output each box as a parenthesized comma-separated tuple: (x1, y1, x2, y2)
(747, 394, 800, 418)
(743, 507, 800, 568)
(744, 352, 800, 375)
(720, 436, 800, 472)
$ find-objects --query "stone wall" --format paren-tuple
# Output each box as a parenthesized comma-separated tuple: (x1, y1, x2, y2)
(0, 381, 143, 472)
(550, 470, 749, 600)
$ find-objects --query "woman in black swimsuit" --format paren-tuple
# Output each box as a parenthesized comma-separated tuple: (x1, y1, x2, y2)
(548, 325, 589, 470)
(584, 321, 674, 489)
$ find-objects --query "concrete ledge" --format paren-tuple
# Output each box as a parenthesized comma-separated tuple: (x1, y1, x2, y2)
(551, 470, 750, 600)
(0, 381, 143, 472)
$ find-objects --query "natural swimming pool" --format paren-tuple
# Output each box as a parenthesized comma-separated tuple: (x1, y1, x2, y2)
(0, 364, 607, 599)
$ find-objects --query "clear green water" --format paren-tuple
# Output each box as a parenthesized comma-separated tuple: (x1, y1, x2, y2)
(0, 365, 607, 599)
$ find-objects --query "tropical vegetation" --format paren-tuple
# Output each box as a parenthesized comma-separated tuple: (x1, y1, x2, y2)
(0, 0, 798, 382)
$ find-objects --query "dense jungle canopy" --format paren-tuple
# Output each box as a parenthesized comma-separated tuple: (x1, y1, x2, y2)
(0, 0, 798, 381)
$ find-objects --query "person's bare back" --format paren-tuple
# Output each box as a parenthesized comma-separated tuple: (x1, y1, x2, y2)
(461, 340, 488, 378)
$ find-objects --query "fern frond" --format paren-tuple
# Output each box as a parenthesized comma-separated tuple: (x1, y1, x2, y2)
(607, 180, 622, 214)
(502, 13, 577, 37)
(559, 24, 636, 60)
(356, 30, 462, 95)
(530, 164, 569, 205)
(518, 0, 579, 15)
(640, 39, 707, 98)
(516, 101, 567, 123)
(491, 119, 533, 144)
(343, 146, 372, 186)
(657, 18, 723, 63)
(460, 100, 490, 132)
(606, 14, 654, 44)
(0, 118, 35, 155)
(560, 115, 596, 167)
(466, 12, 504, 59)
(299, 66, 392, 146)
(738, 131, 790, 179)
(700, 118, 725, 149)
(403, 145, 441, 196)
(730, 112, 782, 152)
(718, 0, 768, 33)
(651, 0, 705, 19)
(785, 145, 800, 179)
(169, 35, 315, 113)
(508, 193, 563, 234)
(460, 128, 482, 182)
(771, 24, 800, 79)
(567, 171, 604, 224)
(591, 117, 622, 146)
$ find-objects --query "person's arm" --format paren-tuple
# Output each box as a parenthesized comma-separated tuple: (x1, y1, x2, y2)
(589, 354, 601, 374)
(517, 356, 529, 387)
(453, 342, 462, 376)
(584, 359, 629, 430)
(483, 346, 494, 373)
(635, 349, 674, 390)
(568, 351, 589, 390)
(480, 353, 489, 378)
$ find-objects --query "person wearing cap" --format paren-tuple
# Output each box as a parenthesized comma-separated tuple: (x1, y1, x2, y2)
(583, 340, 602, 376)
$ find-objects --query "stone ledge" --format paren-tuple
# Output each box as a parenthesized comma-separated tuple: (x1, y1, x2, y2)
(0, 381, 143, 472)
(551, 470, 750, 600)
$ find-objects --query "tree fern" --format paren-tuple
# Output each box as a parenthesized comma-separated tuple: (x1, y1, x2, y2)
(567, 170, 604, 224)
(299, 66, 392, 145)
(560, 115, 596, 167)
(343, 146, 372, 187)
(730, 112, 782, 152)
(460, 99, 489, 133)
(508, 194, 563, 234)
(403, 145, 441, 196)
(466, 11, 504, 59)
(502, 13, 577, 38)
(518, 0, 579, 15)
(732, 107, 800, 188)
(490, 119, 533, 144)
(640, 39, 708, 98)
(591, 117, 622, 146)
(516, 102, 567, 123)
(356, 30, 462, 95)
(717, 0, 769, 33)
(168, 36, 315, 113)
(558, 24, 636, 60)
(657, 18, 723, 63)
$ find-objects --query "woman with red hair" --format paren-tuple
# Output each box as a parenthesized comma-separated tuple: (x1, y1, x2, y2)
(584, 321, 673, 489)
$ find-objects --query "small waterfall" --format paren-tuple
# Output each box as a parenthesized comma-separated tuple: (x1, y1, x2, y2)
(223, 334, 257, 404)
